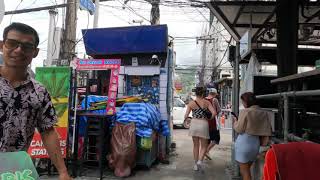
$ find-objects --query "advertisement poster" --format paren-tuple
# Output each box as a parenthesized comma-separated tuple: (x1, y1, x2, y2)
(28, 67, 71, 158)
(126, 76, 160, 104)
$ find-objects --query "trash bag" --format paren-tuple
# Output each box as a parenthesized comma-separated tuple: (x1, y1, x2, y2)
(107, 122, 136, 177)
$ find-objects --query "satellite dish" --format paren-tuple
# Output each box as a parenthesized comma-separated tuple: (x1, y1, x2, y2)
(0, 0, 4, 24)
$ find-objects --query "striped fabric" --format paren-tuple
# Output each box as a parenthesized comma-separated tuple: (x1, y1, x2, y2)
(159, 120, 171, 136)
(192, 108, 207, 119)
(117, 103, 169, 137)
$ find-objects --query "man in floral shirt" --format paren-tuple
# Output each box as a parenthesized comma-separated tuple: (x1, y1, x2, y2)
(0, 23, 71, 179)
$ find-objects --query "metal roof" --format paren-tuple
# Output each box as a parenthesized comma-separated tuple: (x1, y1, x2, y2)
(206, 1, 320, 44)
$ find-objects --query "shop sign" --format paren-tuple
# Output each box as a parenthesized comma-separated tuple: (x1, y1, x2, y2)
(240, 30, 251, 59)
(27, 128, 67, 158)
(76, 59, 121, 70)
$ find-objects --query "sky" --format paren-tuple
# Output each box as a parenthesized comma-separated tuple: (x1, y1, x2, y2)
(0, 0, 211, 71)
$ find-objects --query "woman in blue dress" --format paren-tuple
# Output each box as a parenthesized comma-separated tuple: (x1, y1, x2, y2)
(233, 92, 272, 180)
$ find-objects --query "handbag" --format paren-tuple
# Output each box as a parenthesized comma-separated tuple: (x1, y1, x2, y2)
(194, 100, 212, 119)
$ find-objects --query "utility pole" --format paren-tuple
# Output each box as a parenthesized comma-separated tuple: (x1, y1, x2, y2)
(199, 39, 207, 87)
(61, 0, 78, 66)
(46, 9, 58, 66)
(146, 0, 160, 25)
(93, 0, 100, 28)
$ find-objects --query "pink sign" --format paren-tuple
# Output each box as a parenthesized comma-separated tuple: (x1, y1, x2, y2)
(106, 67, 120, 115)
(76, 59, 121, 115)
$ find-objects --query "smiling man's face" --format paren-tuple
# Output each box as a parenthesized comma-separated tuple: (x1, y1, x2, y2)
(1, 30, 39, 69)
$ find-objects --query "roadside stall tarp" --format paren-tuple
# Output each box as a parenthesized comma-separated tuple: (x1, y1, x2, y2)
(117, 103, 162, 137)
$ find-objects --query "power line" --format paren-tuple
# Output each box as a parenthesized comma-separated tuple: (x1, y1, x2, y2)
(99, 5, 133, 24)
(116, 0, 151, 23)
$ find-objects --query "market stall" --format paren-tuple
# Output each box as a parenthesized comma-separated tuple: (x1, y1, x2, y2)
(66, 25, 173, 179)
(68, 58, 120, 179)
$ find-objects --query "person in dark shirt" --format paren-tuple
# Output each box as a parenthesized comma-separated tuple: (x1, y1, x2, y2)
(205, 89, 221, 160)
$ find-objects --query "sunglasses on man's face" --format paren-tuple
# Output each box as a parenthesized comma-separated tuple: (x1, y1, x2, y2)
(3, 39, 36, 53)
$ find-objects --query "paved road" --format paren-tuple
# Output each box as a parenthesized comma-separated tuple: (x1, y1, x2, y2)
(42, 129, 232, 180)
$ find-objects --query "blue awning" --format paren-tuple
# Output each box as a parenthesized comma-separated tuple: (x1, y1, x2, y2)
(82, 25, 168, 56)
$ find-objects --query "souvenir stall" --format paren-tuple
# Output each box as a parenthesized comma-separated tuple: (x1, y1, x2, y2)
(76, 25, 172, 177)
(68, 58, 121, 179)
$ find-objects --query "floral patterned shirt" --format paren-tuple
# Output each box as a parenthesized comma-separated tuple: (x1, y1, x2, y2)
(0, 74, 57, 152)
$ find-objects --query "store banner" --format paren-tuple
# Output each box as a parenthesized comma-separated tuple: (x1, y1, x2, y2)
(27, 128, 67, 158)
(28, 67, 71, 158)
(76, 59, 121, 70)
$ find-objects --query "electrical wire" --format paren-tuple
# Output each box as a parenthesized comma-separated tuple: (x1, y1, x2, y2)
(116, 0, 151, 23)
(214, 36, 233, 69)
(9, 1, 24, 24)
(73, 10, 91, 53)
(23, 0, 39, 9)
(99, 5, 133, 24)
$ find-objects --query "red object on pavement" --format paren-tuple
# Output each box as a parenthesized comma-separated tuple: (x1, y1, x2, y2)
(263, 148, 278, 180)
(263, 142, 320, 180)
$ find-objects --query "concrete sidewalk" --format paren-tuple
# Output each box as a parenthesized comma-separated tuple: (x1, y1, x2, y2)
(42, 129, 232, 180)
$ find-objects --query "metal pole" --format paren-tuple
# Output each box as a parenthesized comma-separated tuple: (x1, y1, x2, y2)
(62, 0, 78, 66)
(256, 89, 320, 99)
(93, 0, 100, 28)
(234, 42, 240, 116)
(46, 9, 58, 67)
(283, 95, 289, 142)
(231, 41, 240, 178)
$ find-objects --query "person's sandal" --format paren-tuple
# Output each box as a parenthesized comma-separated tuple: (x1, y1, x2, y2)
(205, 153, 212, 160)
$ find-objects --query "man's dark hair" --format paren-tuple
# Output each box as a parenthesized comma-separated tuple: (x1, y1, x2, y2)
(3, 22, 39, 47)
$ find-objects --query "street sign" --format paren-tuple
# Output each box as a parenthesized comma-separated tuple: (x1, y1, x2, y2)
(79, 0, 95, 15)
(240, 30, 251, 59)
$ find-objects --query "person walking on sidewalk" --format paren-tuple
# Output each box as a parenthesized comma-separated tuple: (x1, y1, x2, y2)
(184, 87, 216, 171)
(205, 89, 221, 160)
(0, 22, 71, 180)
(233, 92, 272, 180)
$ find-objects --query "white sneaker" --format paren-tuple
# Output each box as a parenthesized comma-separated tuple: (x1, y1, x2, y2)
(197, 161, 204, 172)
(193, 164, 199, 171)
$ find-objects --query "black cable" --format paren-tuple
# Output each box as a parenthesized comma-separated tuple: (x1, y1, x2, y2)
(116, 0, 151, 23)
